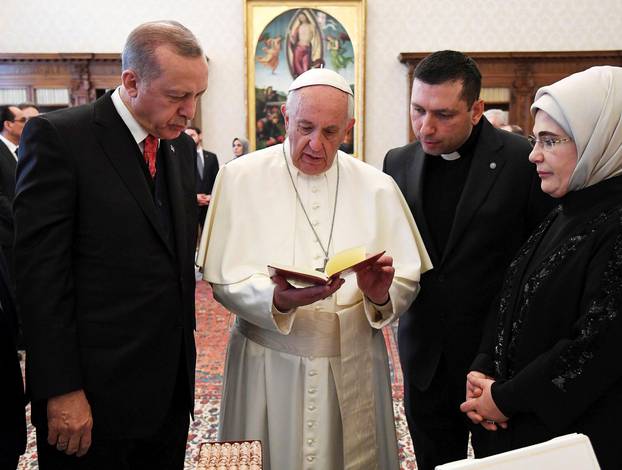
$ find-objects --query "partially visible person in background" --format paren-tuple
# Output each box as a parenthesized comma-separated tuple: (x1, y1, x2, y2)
(0, 105, 24, 265)
(462, 65, 622, 470)
(18, 103, 40, 121)
(483, 108, 508, 128)
(500, 124, 524, 136)
(185, 126, 219, 231)
(0, 104, 28, 347)
(232, 137, 248, 159)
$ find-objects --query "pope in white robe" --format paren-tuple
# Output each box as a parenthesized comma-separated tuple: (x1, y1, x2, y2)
(197, 68, 431, 470)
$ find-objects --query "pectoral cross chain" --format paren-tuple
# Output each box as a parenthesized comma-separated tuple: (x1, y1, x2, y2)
(283, 146, 340, 277)
(315, 257, 329, 273)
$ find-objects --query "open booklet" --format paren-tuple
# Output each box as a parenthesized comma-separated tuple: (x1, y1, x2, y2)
(268, 246, 385, 287)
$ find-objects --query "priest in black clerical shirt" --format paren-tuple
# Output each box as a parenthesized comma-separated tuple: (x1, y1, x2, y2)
(422, 119, 481, 257)
(383, 50, 554, 470)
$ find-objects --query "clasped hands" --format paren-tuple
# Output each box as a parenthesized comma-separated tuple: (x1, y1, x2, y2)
(197, 193, 211, 206)
(272, 254, 394, 311)
(460, 371, 509, 431)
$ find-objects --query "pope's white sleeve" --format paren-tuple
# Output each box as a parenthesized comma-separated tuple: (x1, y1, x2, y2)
(363, 276, 419, 329)
(211, 275, 297, 334)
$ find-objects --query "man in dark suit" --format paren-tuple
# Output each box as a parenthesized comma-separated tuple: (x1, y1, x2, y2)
(0, 105, 26, 275)
(14, 20, 208, 469)
(184, 126, 219, 229)
(0, 105, 29, 349)
(383, 50, 554, 470)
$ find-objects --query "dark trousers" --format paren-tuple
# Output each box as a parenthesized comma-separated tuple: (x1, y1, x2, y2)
(0, 454, 19, 470)
(405, 355, 472, 470)
(0, 246, 21, 348)
(35, 381, 190, 470)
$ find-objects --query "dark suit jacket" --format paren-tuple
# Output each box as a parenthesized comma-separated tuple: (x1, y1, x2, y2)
(14, 92, 197, 438)
(383, 119, 554, 391)
(0, 251, 25, 460)
(195, 149, 219, 225)
(0, 139, 16, 247)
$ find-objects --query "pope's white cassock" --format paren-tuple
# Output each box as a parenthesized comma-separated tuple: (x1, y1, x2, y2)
(197, 140, 431, 470)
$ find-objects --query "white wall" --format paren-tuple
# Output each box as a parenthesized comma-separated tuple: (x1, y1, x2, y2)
(2, 0, 621, 167)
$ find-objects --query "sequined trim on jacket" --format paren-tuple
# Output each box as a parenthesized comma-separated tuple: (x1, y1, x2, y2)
(494, 206, 622, 389)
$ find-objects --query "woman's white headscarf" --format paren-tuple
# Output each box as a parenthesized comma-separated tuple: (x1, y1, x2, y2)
(531, 66, 622, 192)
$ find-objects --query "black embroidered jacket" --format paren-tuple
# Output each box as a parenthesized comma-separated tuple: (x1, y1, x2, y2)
(471, 174, 622, 468)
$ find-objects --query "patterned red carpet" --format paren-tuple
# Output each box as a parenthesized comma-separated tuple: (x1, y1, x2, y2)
(18, 280, 417, 469)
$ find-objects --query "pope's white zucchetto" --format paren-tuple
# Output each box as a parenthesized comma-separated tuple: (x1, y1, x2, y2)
(531, 65, 622, 192)
(288, 68, 354, 96)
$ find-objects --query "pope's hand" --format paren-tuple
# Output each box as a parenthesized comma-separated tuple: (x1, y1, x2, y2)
(355, 255, 394, 305)
(47, 389, 93, 456)
(272, 275, 345, 311)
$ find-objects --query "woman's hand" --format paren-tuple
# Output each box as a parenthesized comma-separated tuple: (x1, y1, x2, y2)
(461, 372, 509, 431)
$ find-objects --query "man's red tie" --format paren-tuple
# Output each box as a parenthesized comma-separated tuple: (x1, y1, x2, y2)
(143, 134, 158, 178)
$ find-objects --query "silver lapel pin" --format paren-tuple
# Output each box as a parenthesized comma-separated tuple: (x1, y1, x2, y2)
(489, 162, 497, 170)
(170, 145, 175, 153)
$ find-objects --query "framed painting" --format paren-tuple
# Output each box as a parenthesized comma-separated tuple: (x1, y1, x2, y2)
(244, 0, 366, 159)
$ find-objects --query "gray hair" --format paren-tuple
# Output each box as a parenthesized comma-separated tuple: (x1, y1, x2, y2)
(285, 87, 354, 120)
(483, 108, 508, 127)
(122, 20, 204, 82)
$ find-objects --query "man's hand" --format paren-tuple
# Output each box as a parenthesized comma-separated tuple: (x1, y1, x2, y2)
(355, 255, 394, 305)
(460, 373, 508, 431)
(272, 275, 345, 312)
(47, 389, 93, 457)
(196, 193, 210, 206)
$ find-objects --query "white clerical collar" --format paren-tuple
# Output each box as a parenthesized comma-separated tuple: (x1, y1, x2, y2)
(441, 151, 461, 161)
(111, 87, 158, 150)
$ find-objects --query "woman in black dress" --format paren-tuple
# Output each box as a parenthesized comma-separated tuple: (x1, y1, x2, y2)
(461, 66, 622, 469)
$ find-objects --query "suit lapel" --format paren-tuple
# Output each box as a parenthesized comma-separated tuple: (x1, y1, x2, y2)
(0, 142, 17, 173)
(408, 145, 441, 265)
(441, 121, 506, 265)
(91, 93, 171, 251)
(162, 140, 188, 267)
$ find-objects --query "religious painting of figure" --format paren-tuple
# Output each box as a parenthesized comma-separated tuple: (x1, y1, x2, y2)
(287, 10, 324, 78)
(246, 0, 365, 157)
(256, 36, 282, 74)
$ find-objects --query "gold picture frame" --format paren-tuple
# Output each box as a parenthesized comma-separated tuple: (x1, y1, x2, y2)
(244, 0, 366, 159)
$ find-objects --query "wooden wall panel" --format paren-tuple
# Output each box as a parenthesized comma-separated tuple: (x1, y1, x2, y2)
(0, 53, 203, 129)
(0, 53, 120, 107)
